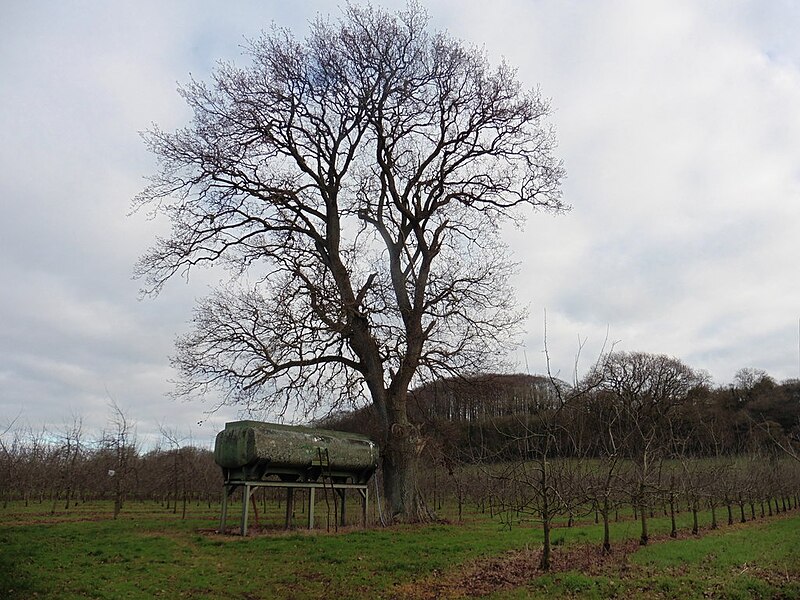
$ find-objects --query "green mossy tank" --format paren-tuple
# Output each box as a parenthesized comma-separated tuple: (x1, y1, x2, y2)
(214, 421, 379, 483)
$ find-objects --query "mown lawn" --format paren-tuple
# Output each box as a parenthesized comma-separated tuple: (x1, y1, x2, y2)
(1, 500, 798, 599)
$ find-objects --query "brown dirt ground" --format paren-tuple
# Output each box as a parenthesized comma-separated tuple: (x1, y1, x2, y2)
(388, 524, 790, 600)
(389, 538, 644, 600)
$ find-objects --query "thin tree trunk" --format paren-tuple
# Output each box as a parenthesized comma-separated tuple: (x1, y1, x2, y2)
(669, 493, 677, 538)
(602, 497, 611, 554)
(540, 508, 552, 570)
(539, 463, 552, 571)
(639, 498, 649, 546)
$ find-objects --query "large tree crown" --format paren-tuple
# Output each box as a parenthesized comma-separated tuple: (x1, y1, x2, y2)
(134, 2, 565, 414)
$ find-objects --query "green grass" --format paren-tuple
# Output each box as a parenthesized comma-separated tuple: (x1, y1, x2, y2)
(484, 511, 800, 599)
(626, 515, 800, 599)
(0, 500, 536, 599)
(1, 500, 798, 599)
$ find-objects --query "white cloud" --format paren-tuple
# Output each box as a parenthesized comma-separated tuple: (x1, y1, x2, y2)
(2, 0, 800, 442)
(454, 0, 800, 383)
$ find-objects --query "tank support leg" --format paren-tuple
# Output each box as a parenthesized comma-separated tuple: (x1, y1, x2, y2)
(359, 488, 368, 528)
(284, 488, 294, 529)
(219, 484, 238, 534)
(241, 484, 252, 536)
(337, 489, 347, 526)
(220, 480, 370, 534)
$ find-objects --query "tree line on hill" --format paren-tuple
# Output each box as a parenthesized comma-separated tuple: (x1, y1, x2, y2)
(321, 358, 800, 462)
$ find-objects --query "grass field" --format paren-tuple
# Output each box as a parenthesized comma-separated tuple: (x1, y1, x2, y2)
(1, 499, 798, 599)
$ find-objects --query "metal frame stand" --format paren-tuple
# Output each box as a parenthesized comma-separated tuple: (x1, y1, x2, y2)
(218, 480, 369, 536)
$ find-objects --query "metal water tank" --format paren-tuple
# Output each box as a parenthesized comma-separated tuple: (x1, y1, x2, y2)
(214, 420, 379, 484)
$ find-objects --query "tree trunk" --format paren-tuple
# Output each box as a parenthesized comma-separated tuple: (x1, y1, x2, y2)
(668, 475, 676, 538)
(382, 424, 428, 522)
(113, 473, 122, 520)
(64, 485, 72, 511)
(539, 464, 552, 571)
(639, 498, 649, 546)
(540, 510, 552, 571)
(601, 497, 611, 554)
(669, 493, 677, 538)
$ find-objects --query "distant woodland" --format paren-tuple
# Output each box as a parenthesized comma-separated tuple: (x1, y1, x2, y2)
(322, 366, 800, 460)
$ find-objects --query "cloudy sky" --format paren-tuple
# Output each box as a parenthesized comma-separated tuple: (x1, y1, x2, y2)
(2, 0, 799, 446)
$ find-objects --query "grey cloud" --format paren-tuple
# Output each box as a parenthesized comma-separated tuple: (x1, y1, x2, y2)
(3, 0, 800, 444)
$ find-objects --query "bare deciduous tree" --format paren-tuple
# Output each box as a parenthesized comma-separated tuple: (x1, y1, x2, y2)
(583, 390, 625, 553)
(160, 425, 191, 519)
(51, 414, 84, 512)
(585, 351, 707, 545)
(134, 3, 565, 520)
(102, 401, 137, 519)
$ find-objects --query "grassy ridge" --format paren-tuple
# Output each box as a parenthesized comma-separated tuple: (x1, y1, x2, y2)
(1, 501, 798, 599)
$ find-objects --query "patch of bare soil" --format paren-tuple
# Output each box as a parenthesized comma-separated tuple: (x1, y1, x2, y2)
(390, 527, 760, 600)
(390, 538, 647, 600)
(2, 512, 113, 527)
(198, 523, 371, 538)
